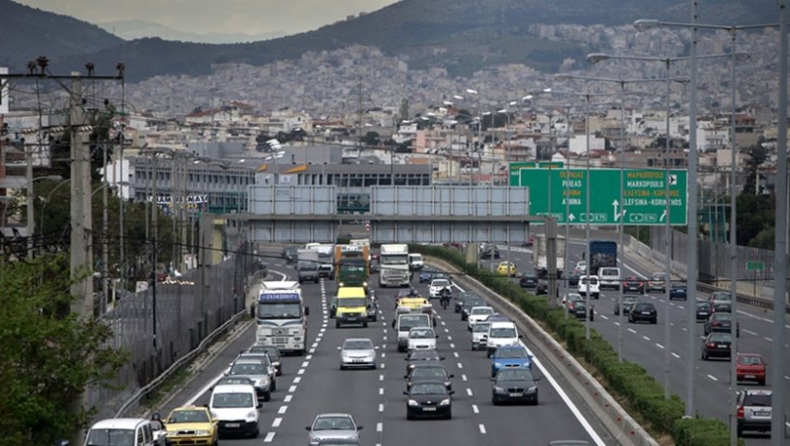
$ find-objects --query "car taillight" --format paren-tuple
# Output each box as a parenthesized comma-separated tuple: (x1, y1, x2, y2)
(737, 406, 744, 418)
(707, 343, 716, 348)
(712, 321, 720, 326)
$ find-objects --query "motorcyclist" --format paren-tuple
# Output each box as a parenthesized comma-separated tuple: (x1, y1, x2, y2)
(439, 287, 451, 309)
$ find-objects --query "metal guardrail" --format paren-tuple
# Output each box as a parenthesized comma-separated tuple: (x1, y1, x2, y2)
(426, 257, 658, 446)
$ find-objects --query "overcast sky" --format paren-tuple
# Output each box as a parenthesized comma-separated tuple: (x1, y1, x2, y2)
(16, 0, 399, 36)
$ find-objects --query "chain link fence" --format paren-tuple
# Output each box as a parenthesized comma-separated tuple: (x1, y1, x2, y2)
(88, 241, 254, 421)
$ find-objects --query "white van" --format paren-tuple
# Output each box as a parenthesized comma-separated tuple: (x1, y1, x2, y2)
(209, 384, 261, 439)
(84, 418, 163, 446)
(578, 275, 601, 299)
(408, 253, 424, 271)
(598, 267, 621, 290)
(486, 321, 521, 357)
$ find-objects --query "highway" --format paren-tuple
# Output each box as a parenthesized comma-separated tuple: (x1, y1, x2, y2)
(485, 239, 790, 445)
(154, 254, 618, 446)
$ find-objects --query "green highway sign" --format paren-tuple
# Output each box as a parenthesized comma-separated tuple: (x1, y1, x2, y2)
(509, 161, 564, 185)
(510, 167, 688, 226)
(746, 261, 765, 272)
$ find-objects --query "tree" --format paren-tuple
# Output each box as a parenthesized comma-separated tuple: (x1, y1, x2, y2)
(361, 131, 380, 146)
(0, 255, 127, 446)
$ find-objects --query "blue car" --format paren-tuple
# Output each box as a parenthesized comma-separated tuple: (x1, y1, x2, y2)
(490, 345, 533, 377)
(669, 281, 687, 300)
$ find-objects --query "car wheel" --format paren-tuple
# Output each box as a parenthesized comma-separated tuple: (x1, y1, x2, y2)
(363, 322, 369, 328)
(252, 428, 259, 438)
(271, 380, 276, 392)
(445, 408, 453, 419)
(213, 437, 219, 446)
(335, 321, 341, 328)
(492, 396, 499, 405)
(406, 412, 414, 420)
(701, 351, 707, 360)
(532, 395, 539, 406)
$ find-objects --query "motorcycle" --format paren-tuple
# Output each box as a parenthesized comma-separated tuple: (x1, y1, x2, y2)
(439, 288, 451, 310)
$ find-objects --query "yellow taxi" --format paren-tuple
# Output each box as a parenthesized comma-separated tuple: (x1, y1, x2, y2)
(164, 405, 218, 445)
(496, 261, 516, 277)
(398, 297, 430, 312)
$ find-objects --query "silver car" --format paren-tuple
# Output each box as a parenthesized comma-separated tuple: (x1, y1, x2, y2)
(305, 413, 363, 446)
(226, 359, 272, 401)
(338, 338, 377, 370)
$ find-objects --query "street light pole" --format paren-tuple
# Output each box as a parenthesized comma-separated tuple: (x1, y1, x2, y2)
(662, 58, 673, 401)
(584, 92, 592, 340)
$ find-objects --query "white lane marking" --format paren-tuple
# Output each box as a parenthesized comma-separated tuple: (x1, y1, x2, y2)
(785, 376, 790, 381)
(642, 335, 651, 342)
(284, 395, 292, 403)
(479, 424, 487, 434)
(297, 368, 305, 375)
(599, 315, 608, 320)
(272, 417, 282, 427)
(457, 363, 464, 369)
(450, 343, 455, 349)
(447, 335, 453, 341)
(379, 387, 384, 395)
(628, 328, 637, 334)
(383, 336, 387, 341)
(294, 377, 301, 383)
(656, 343, 664, 349)
(614, 321, 620, 326)
(678, 305, 684, 309)
(278, 406, 287, 414)
(466, 388, 473, 396)
(472, 404, 479, 414)
(264, 432, 275, 442)
(736, 310, 773, 323)
(306, 354, 313, 360)
(743, 329, 757, 336)
(461, 374, 468, 381)
(381, 352, 386, 358)
(379, 403, 384, 412)
(301, 361, 309, 368)
(289, 385, 297, 393)
(380, 363, 386, 369)
(309, 348, 316, 354)
(320, 328, 326, 333)
(672, 352, 681, 359)
(764, 337, 773, 342)
(379, 374, 384, 381)
(441, 321, 446, 326)
(707, 374, 718, 382)
(453, 352, 459, 358)
(376, 422, 383, 432)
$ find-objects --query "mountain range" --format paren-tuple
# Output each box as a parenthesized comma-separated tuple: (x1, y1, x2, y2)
(0, 0, 780, 83)
(97, 20, 286, 44)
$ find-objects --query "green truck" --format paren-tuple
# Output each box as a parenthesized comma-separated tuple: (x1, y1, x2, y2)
(335, 244, 370, 288)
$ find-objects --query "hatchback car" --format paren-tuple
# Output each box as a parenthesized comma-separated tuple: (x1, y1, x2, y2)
(577, 275, 600, 299)
(467, 306, 495, 330)
(622, 276, 645, 293)
(306, 414, 363, 446)
(404, 381, 454, 419)
(479, 243, 500, 259)
(695, 300, 712, 322)
(461, 297, 487, 321)
(711, 301, 733, 313)
(226, 359, 272, 401)
(234, 352, 277, 391)
(614, 295, 640, 316)
(646, 272, 667, 293)
(164, 406, 218, 446)
(405, 349, 444, 373)
(338, 338, 377, 370)
(496, 261, 516, 277)
(404, 363, 454, 391)
(710, 291, 733, 303)
(569, 300, 587, 320)
(736, 353, 766, 385)
(701, 332, 732, 361)
(491, 367, 540, 405)
(669, 281, 687, 300)
(247, 344, 282, 376)
(628, 302, 657, 324)
(471, 321, 491, 351)
(736, 389, 776, 437)
(429, 279, 453, 299)
(704, 312, 739, 337)
(490, 345, 532, 377)
(454, 291, 481, 313)
(419, 268, 439, 283)
(407, 327, 438, 351)
(519, 273, 540, 289)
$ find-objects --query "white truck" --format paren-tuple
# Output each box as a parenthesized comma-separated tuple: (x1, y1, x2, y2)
(296, 249, 320, 284)
(252, 281, 309, 355)
(310, 244, 335, 279)
(378, 243, 411, 287)
(532, 234, 565, 279)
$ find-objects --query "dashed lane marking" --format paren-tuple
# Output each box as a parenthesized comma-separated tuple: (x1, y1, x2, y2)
(599, 315, 608, 320)
(453, 352, 459, 358)
(466, 388, 473, 396)
(376, 422, 383, 432)
(472, 404, 479, 414)
(284, 395, 292, 403)
(461, 374, 468, 381)
(764, 337, 773, 342)
(479, 424, 487, 434)
(379, 374, 384, 381)
(293, 377, 301, 383)
(379, 403, 384, 412)
(672, 352, 681, 359)
(457, 363, 464, 369)
(450, 343, 455, 348)
(379, 387, 384, 395)
(272, 418, 282, 427)
(297, 368, 305, 375)
(264, 432, 275, 442)
(628, 328, 637, 334)
(288, 385, 297, 393)
(743, 329, 757, 336)
(278, 406, 287, 414)
(656, 343, 664, 349)
(707, 374, 718, 382)
(301, 361, 309, 368)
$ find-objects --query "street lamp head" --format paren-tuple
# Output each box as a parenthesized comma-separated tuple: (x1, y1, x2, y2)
(542, 88, 552, 93)
(522, 95, 533, 101)
(508, 101, 517, 106)
(453, 95, 464, 101)
(496, 109, 508, 113)
(465, 88, 478, 95)
(586, 53, 610, 64)
(634, 19, 661, 32)
(443, 100, 454, 106)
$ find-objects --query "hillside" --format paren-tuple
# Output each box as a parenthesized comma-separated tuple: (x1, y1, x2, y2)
(1, 0, 779, 81)
(0, 0, 123, 71)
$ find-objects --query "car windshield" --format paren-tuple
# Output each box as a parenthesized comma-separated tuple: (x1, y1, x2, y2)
(671, 282, 685, 288)
(229, 362, 265, 375)
(696, 302, 710, 309)
(581, 277, 598, 285)
(338, 298, 367, 308)
(497, 369, 534, 381)
(432, 273, 449, 280)
(410, 328, 434, 339)
(168, 410, 210, 423)
(239, 354, 271, 366)
(623, 296, 640, 304)
(467, 299, 485, 307)
(411, 367, 447, 379)
(399, 316, 429, 330)
(566, 294, 583, 302)
(489, 328, 517, 338)
(86, 429, 136, 446)
(743, 393, 772, 407)
(713, 293, 732, 302)
(257, 302, 302, 319)
(709, 333, 732, 342)
(313, 416, 355, 431)
(651, 273, 666, 281)
(409, 350, 439, 360)
(212, 392, 253, 408)
(473, 323, 491, 333)
(634, 303, 653, 310)
(341, 265, 365, 273)
(496, 348, 528, 358)
(713, 313, 732, 321)
(217, 377, 252, 386)
(380, 254, 409, 265)
(431, 280, 450, 287)
(738, 355, 763, 365)
(410, 383, 447, 395)
(471, 308, 494, 315)
(343, 340, 373, 350)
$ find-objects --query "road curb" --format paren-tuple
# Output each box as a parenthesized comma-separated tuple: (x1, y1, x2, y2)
(428, 256, 658, 446)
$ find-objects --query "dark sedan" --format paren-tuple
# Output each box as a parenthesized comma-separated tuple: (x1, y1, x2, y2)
(695, 300, 712, 322)
(404, 381, 454, 419)
(454, 292, 481, 314)
(461, 297, 487, 321)
(701, 332, 732, 360)
(491, 367, 540, 405)
(614, 295, 641, 316)
(669, 281, 687, 300)
(520, 273, 540, 288)
(622, 276, 645, 293)
(419, 268, 439, 283)
(405, 349, 444, 373)
(704, 312, 739, 337)
(281, 245, 299, 263)
(566, 273, 581, 288)
(568, 300, 587, 320)
(628, 302, 657, 324)
(404, 364, 454, 390)
(711, 301, 732, 313)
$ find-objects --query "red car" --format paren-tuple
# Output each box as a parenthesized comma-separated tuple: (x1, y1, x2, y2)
(736, 353, 766, 385)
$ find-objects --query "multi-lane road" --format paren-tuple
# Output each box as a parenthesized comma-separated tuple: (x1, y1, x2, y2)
(154, 256, 621, 446)
(485, 239, 790, 445)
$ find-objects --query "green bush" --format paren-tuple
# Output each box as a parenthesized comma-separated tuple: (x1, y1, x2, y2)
(412, 244, 736, 444)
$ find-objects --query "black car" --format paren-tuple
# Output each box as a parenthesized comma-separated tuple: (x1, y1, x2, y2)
(695, 300, 712, 322)
(569, 300, 587, 320)
(281, 246, 299, 263)
(454, 292, 481, 314)
(566, 273, 581, 288)
(614, 295, 641, 316)
(622, 276, 646, 293)
(247, 344, 283, 375)
(711, 301, 732, 313)
(461, 297, 487, 321)
(404, 381, 454, 419)
(669, 281, 688, 300)
(704, 312, 739, 337)
(519, 273, 540, 289)
(628, 302, 657, 324)
(404, 364, 454, 390)
(405, 349, 444, 373)
(479, 243, 500, 259)
(701, 332, 732, 360)
(491, 367, 540, 405)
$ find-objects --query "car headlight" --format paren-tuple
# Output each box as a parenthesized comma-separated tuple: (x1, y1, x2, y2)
(258, 377, 269, 386)
(439, 398, 451, 406)
(363, 282, 368, 287)
(339, 282, 345, 287)
(494, 386, 506, 394)
(528, 386, 538, 392)
(194, 430, 210, 436)
(493, 362, 503, 368)
(408, 399, 419, 406)
(246, 411, 257, 421)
